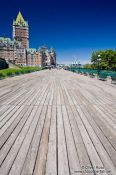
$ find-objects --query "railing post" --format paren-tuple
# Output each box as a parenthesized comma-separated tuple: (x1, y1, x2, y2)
(95, 74, 98, 79)
(107, 76, 112, 84)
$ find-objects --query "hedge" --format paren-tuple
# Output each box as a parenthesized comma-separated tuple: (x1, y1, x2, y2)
(0, 67, 42, 79)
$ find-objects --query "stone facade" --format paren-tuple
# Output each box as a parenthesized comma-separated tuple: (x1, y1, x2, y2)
(38, 46, 56, 67)
(26, 49, 38, 66)
(49, 48, 57, 65)
(15, 48, 26, 66)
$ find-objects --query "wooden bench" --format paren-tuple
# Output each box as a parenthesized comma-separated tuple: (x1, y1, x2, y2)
(98, 74, 107, 81)
(89, 73, 96, 78)
(111, 76, 116, 84)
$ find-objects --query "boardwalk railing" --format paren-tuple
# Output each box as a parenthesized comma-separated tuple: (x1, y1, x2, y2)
(68, 68, 116, 84)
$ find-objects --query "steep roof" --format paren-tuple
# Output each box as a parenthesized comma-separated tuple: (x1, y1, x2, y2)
(14, 11, 28, 27)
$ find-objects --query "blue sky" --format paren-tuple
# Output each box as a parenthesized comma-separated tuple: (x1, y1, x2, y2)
(0, 0, 116, 64)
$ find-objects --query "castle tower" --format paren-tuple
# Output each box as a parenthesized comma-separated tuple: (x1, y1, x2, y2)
(13, 11, 29, 49)
(50, 48, 56, 65)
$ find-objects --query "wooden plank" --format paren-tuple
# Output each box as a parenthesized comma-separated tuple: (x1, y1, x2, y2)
(0, 105, 15, 123)
(62, 105, 82, 175)
(0, 105, 11, 117)
(85, 104, 116, 148)
(0, 105, 33, 165)
(2, 90, 26, 105)
(81, 104, 116, 166)
(60, 81, 95, 174)
(8, 105, 42, 175)
(36, 85, 49, 106)
(21, 105, 47, 175)
(33, 106, 52, 175)
(57, 105, 70, 175)
(77, 105, 116, 175)
(0, 106, 21, 129)
(21, 82, 53, 175)
(61, 84, 92, 169)
(0, 106, 37, 175)
(94, 105, 116, 136)
(0, 105, 24, 137)
(0, 105, 28, 149)
(45, 106, 57, 175)
(72, 111, 108, 174)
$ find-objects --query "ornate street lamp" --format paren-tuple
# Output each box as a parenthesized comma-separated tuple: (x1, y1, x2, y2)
(75, 60, 78, 67)
(97, 54, 101, 76)
(78, 61, 80, 73)
(70, 61, 73, 71)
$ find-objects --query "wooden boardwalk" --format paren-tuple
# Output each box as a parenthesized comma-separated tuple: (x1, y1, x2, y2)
(0, 69, 116, 175)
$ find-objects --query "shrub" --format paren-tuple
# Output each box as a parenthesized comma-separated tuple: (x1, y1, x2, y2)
(6, 72, 14, 77)
(0, 66, 42, 79)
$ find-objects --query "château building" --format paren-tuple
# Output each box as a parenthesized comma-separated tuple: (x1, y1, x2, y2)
(0, 11, 56, 67)
(0, 37, 22, 63)
(26, 49, 39, 66)
(38, 46, 56, 67)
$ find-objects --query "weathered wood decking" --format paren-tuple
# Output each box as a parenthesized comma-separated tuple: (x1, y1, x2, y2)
(0, 69, 116, 175)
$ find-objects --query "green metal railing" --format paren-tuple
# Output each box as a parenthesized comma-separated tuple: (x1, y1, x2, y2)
(68, 67, 116, 79)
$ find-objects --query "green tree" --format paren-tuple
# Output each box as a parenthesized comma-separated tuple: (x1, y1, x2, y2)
(91, 50, 116, 70)
(83, 64, 93, 69)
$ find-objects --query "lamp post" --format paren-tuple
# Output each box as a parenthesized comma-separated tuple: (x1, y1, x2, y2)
(97, 55, 101, 76)
(71, 57, 79, 73)
(70, 61, 72, 72)
(75, 60, 78, 68)
(78, 61, 80, 73)
(72, 61, 74, 72)
(26, 49, 28, 66)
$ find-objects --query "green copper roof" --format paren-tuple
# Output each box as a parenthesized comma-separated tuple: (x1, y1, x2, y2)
(27, 48, 37, 54)
(14, 11, 28, 27)
(0, 37, 21, 48)
(0, 37, 11, 42)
